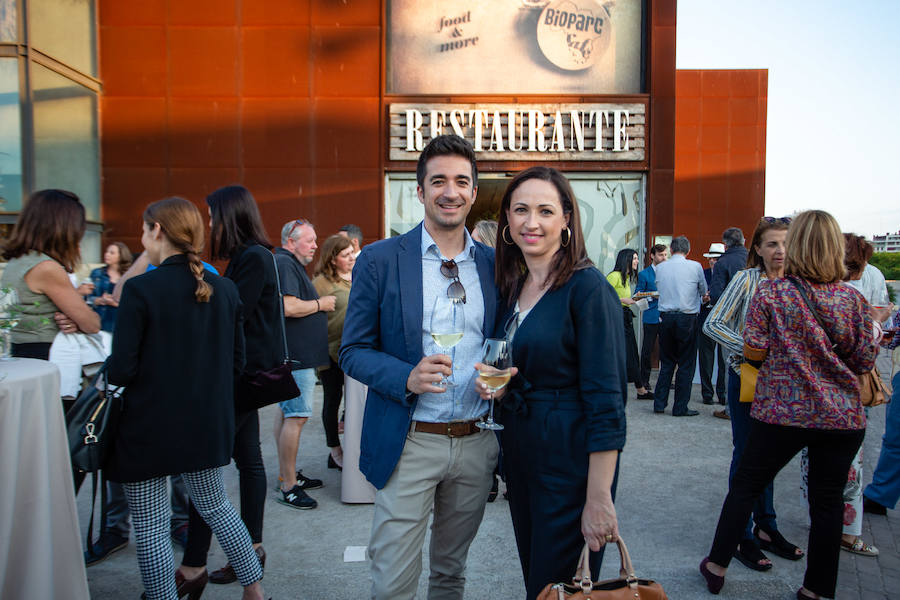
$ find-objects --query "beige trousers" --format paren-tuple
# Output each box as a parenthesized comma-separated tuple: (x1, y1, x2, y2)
(368, 424, 499, 600)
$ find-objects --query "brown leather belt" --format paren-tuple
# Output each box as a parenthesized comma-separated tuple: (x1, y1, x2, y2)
(412, 419, 483, 438)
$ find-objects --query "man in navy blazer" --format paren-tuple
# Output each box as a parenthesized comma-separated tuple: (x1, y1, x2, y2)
(340, 135, 499, 600)
(635, 243, 667, 398)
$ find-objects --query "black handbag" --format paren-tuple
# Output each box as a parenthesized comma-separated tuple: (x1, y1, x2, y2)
(235, 251, 300, 412)
(65, 360, 123, 555)
(66, 360, 122, 482)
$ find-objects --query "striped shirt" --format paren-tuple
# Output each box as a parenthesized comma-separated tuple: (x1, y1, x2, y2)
(702, 267, 763, 375)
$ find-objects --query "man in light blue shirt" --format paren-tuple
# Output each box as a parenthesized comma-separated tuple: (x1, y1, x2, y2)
(653, 235, 707, 416)
(340, 135, 499, 600)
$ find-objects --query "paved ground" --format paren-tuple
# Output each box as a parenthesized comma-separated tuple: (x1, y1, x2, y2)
(79, 352, 899, 599)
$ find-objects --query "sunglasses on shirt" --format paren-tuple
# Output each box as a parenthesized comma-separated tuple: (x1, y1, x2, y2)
(440, 259, 466, 304)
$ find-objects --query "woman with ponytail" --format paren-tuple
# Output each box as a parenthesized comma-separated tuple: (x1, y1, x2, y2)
(107, 197, 266, 600)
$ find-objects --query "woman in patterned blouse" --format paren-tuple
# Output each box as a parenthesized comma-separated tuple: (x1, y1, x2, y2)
(701, 210, 884, 600)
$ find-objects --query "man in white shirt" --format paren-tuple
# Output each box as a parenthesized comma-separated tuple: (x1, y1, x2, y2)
(653, 235, 707, 417)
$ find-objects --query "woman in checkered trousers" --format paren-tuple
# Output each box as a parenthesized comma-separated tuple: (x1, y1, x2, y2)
(106, 197, 266, 600)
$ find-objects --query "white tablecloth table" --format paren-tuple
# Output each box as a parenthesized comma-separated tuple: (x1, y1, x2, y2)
(341, 374, 376, 504)
(0, 358, 90, 600)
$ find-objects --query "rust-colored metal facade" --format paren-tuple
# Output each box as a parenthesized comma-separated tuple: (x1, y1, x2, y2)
(96, 1, 762, 261)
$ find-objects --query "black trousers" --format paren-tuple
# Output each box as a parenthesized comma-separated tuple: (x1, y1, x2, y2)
(501, 397, 619, 600)
(319, 358, 344, 449)
(639, 322, 659, 389)
(709, 419, 864, 598)
(653, 312, 699, 415)
(622, 308, 641, 389)
(698, 320, 726, 402)
(182, 409, 266, 566)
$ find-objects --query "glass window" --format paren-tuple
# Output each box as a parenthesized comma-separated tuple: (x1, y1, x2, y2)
(0, 58, 22, 212)
(32, 62, 100, 221)
(385, 171, 644, 275)
(28, 0, 97, 76)
(0, 0, 16, 42)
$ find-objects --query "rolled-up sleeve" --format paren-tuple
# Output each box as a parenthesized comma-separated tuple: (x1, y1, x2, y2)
(703, 269, 750, 356)
(576, 282, 627, 454)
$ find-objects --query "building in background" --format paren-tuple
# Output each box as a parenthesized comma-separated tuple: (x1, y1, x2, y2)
(0, 0, 101, 260)
(872, 231, 900, 253)
(0, 0, 766, 272)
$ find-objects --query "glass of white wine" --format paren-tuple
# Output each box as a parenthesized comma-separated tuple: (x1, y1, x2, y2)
(430, 294, 465, 387)
(0, 288, 21, 361)
(476, 338, 511, 431)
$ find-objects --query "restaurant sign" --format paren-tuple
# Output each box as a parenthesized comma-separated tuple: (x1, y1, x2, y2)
(389, 103, 645, 162)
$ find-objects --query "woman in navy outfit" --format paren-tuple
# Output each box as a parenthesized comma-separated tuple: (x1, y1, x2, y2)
(483, 166, 627, 599)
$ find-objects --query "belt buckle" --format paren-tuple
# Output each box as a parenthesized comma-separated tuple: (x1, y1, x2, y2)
(446, 423, 457, 438)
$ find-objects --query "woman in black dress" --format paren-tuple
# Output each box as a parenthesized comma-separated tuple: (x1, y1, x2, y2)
(606, 248, 651, 397)
(180, 185, 278, 586)
(107, 197, 265, 600)
(484, 166, 627, 599)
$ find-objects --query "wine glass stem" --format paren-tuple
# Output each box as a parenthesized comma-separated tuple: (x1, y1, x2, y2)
(488, 392, 495, 424)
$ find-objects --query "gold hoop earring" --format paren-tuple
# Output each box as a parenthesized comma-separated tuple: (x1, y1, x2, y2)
(502, 225, 514, 245)
(560, 227, 572, 248)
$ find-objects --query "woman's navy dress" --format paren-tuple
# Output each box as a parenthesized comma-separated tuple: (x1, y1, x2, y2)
(498, 267, 627, 599)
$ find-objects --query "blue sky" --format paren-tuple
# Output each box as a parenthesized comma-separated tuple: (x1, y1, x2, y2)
(676, 0, 900, 238)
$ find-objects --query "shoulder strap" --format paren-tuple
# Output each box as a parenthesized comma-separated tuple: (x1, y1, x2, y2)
(785, 276, 839, 353)
(270, 251, 291, 365)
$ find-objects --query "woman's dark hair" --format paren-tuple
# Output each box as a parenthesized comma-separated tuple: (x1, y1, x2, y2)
(143, 197, 212, 302)
(1, 189, 85, 272)
(314, 234, 353, 283)
(206, 185, 271, 260)
(611, 248, 638, 287)
(109, 241, 134, 272)
(495, 166, 591, 303)
(843, 233, 874, 281)
(747, 217, 790, 269)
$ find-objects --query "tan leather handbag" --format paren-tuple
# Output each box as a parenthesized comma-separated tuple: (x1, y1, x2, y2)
(536, 536, 668, 600)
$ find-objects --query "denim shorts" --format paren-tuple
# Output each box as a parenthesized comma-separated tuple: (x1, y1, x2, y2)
(279, 368, 316, 418)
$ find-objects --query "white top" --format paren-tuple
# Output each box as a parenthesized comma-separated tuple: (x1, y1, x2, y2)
(845, 263, 889, 306)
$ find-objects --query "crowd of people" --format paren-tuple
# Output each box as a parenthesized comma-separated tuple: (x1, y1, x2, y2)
(1, 133, 898, 600)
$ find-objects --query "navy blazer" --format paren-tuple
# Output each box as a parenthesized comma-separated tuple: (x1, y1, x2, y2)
(339, 223, 498, 489)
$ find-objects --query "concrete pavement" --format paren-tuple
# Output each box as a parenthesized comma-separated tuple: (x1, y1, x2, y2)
(79, 354, 899, 599)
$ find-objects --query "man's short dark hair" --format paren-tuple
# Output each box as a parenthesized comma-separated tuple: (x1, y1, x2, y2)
(339, 224, 363, 241)
(650, 243, 668, 256)
(722, 227, 745, 248)
(416, 135, 478, 188)
(670, 236, 690, 255)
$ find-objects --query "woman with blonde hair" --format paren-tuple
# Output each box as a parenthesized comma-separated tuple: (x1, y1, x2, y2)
(701, 210, 885, 600)
(107, 197, 266, 600)
(312, 233, 356, 470)
(471, 219, 498, 247)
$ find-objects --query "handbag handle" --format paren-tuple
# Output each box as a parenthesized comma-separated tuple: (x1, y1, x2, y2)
(573, 536, 638, 593)
(269, 251, 291, 366)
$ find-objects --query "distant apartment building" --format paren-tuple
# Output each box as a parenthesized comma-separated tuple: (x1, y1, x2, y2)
(872, 231, 900, 253)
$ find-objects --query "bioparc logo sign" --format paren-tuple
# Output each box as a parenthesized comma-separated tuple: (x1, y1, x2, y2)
(536, 0, 613, 71)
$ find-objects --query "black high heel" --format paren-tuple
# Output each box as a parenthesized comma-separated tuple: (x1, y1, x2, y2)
(328, 454, 343, 471)
(699, 557, 725, 594)
(754, 525, 804, 560)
